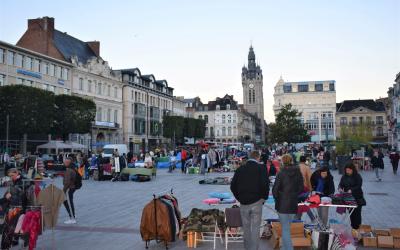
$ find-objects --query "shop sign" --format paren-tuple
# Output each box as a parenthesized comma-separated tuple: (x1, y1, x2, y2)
(17, 69, 42, 79)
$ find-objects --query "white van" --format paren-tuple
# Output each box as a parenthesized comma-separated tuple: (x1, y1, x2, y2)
(102, 144, 128, 158)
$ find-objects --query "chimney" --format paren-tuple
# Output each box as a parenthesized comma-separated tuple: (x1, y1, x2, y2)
(87, 41, 100, 57)
(28, 16, 54, 32)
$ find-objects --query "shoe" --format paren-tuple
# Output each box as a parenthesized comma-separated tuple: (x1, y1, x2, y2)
(64, 219, 73, 224)
(69, 219, 77, 224)
(379, 178, 382, 182)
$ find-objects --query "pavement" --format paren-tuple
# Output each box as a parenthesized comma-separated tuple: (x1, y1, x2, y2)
(1, 157, 399, 250)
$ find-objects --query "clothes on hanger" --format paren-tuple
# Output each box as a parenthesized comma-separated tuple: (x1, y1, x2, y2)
(37, 184, 65, 229)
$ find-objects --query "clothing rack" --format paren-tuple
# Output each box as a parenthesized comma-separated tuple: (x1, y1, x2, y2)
(10, 205, 44, 233)
(22, 178, 57, 250)
(146, 188, 174, 250)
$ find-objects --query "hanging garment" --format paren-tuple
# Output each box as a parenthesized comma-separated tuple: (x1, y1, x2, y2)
(37, 184, 65, 229)
(115, 157, 121, 173)
(140, 199, 173, 244)
(160, 199, 177, 242)
(14, 214, 25, 234)
(21, 210, 41, 250)
(1, 208, 22, 249)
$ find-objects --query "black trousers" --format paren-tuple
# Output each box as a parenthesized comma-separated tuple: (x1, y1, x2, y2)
(350, 206, 362, 229)
(64, 188, 76, 218)
(181, 159, 186, 173)
(392, 162, 398, 173)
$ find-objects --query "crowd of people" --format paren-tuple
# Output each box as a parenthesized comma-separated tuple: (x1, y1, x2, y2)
(230, 144, 371, 250)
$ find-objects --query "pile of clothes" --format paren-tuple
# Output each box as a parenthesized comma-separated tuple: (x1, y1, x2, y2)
(198, 177, 231, 185)
(181, 208, 225, 237)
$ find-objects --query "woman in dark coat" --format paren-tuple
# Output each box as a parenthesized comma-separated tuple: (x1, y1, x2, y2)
(339, 162, 365, 229)
(371, 149, 384, 181)
(273, 154, 304, 250)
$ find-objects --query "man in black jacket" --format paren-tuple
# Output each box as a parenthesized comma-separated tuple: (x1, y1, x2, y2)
(230, 151, 269, 250)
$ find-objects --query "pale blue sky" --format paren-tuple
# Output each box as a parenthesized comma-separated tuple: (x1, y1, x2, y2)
(1, 0, 399, 122)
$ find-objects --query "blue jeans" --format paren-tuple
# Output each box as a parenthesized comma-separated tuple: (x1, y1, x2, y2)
(240, 199, 264, 250)
(278, 213, 295, 250)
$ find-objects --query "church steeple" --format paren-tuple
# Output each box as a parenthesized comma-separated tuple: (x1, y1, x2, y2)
(248, 46, 256, 70)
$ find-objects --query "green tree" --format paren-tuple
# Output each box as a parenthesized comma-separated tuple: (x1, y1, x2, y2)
(162, 116, 185, 143)
(268, 104, 310, 143)
(0, 85, 55, 139)
(53, 95, 96, 141)
(336, 123, 373, 155)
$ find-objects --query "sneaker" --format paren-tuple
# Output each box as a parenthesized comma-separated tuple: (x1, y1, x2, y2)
(69, 219, 77, 224)
(64, 219, 73, 224)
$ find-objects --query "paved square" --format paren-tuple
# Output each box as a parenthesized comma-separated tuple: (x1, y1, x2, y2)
(2, 158, 399, 250)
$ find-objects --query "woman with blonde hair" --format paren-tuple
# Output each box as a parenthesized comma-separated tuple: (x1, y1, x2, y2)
(273, 154, 304, 250)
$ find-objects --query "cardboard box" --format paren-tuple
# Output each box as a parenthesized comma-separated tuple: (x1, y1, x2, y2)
(390, 228, 400, 238)
(378, 236, 394, 248)
(292, 237, 312, 247)
(363, 236, 377, 247)
(359, 225, 373, 233)
(375, 229, 391, 236)
(393, 237, 400, 249)
(271, 222, 304, 237)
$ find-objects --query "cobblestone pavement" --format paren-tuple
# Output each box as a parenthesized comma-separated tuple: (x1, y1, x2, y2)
(1, 157, 399, 250)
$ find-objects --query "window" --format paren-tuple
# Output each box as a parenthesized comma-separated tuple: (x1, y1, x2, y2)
(44, 63, 49, 75)
(135, 92, 137, 101)
(228, 127, 232, 136)
(222, 127, 226, 136)
(248, 89, 252, 104)
(114, 87, 118, 98)
(329, 83, 335, 91)
(131, 118, 134, 133)
(131, 104, 134, 114)
(315, 83, 323, 92)
(49, 64, 55, 76)
(217, 130, 220, 136)
(216, 105, 220, 110)
(0, 49, 4, 63)
(63, 68, 68, 80)
(107, 109, 111, 122)
(340, 117, 347, 125)
(252, 89, 256, 103)
(204, 115, 208, 123)
(42, 83, 48, 90)
(16, 54, 23, 67)
(63, 88, 69, 95)
(114, 110, 118, 123)
(7, 51, 14, 65)
(226, 104, 230, 110)
(222, 114, 226, 123)
(97, 83, 102, 95)
(298, 84, 309, 92)
(79, 78, 84, 90)
(228, 114, 232, 123)
(97, 107, 102, 121)
(376, 116, 384, 125)
(199, 115, 203, 119)
(87, 80, 92, 92)
(24, 57, 32, 70)
(33, 59, 40, 72)
(283, 84, 292, 93)
(17, 78, 24, 85)
(56, 66, 61, 78)
(377, 127, 384, 136)
(0, 74, 4, 86)
(107, 85, 111, 96)
(352, 117, 357, 125)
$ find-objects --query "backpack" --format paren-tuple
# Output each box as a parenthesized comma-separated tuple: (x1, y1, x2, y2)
(74, 168, 83, 189)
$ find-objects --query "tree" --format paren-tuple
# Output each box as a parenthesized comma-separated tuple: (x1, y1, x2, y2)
(0, 85, 55, 139)
(268, 104, 310, 144)
(336, 123, 373, 155)
(53, 95, 96, 141)
(162, 116, 185, 144)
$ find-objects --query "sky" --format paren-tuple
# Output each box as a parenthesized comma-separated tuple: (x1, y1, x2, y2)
(1, 0, 399, 122)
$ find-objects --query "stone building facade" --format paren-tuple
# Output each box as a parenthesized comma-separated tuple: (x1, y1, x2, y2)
(387, 72, 400, 149)
(273, 78, 337, 142)
(336, 99, 387, 144)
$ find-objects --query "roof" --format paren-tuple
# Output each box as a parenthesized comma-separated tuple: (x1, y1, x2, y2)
(337, 99, 386, 112)
(284, 80, 336, 85)
(53, 30, 98, 63)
